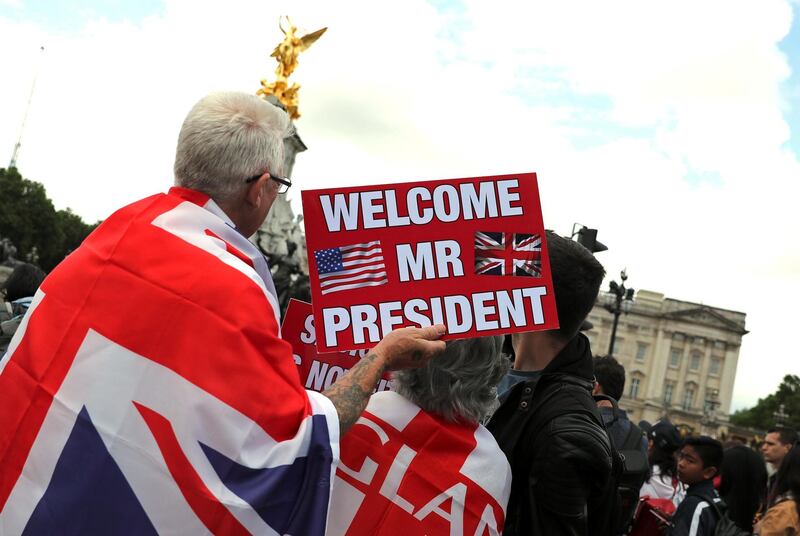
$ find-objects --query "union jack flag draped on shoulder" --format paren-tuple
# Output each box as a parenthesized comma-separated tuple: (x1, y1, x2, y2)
(474, 231, 542, 277)
(0, 187, 339, 535)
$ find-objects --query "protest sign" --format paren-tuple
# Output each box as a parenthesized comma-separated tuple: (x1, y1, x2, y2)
(301, 172, 558, 353)
(281, 299, 393, 392)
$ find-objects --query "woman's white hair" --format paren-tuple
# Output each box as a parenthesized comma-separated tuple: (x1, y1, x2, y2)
(393, 335, 509, 423)
(174, 92, 293, 203)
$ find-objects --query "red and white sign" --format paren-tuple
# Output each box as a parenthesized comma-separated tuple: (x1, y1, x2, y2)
(281, 299, 393, 392)
(301, 172, 558, 352)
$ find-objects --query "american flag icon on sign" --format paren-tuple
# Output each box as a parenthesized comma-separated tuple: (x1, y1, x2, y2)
(474, 231, 542, 277)
(314, 241, 388, 295)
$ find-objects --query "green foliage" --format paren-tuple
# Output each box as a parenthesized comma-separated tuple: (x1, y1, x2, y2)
(730, 374, 800, 431)
(57, 208, 96, 257)
(0, 167, 98, 272)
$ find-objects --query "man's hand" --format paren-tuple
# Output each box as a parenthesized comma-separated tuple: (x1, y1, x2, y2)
(323, 324, 446, 435)
(371, 324, 447, 371)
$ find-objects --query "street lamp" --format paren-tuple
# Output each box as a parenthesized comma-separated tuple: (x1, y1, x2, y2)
(702, 390, 720, 437)
(774, 404, 790, 426)
(604, 269, 634, 355)
(571, 223, 608, 253)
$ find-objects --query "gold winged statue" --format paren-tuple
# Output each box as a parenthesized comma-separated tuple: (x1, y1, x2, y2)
(257, 16, 326, 120)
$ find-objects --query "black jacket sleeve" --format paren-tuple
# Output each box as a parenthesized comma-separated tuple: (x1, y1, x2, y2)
(669, 496, 718, 536)
(527, 412, 614, 535)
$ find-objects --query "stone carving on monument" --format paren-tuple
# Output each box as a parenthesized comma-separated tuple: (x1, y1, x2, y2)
(0, 237, 20, 267)
(0, 237, 20, 286)
(253, 17, 324, 313)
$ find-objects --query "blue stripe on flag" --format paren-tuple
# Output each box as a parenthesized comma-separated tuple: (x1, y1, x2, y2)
(200, 414, 333, 536)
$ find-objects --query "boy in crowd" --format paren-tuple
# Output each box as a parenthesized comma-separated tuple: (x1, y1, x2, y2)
(670, 436, 724, 536)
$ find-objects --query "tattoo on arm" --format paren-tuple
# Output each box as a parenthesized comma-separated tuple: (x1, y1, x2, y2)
(323, 352, 386, 435)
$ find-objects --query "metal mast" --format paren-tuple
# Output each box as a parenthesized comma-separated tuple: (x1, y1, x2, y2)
(9, 46, 45, 170)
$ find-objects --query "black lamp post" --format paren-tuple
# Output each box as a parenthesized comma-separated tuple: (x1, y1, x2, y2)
(774, 403, 790, 427)
(604, 269, 634, 355)
(571, 223, 608, 253)
(702, 390, 720, 436)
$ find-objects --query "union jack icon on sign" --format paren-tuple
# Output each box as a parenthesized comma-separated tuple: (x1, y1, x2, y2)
(474, 231, 542, 277)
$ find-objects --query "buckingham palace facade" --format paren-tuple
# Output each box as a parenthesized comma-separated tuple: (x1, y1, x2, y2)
(585, 290, 748, 437)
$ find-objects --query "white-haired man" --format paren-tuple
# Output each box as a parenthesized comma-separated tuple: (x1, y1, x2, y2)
(0, 92, 444, 535)
(328, 336, 512, 535)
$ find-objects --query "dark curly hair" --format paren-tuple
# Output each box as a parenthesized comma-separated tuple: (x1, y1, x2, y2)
(2, 263, 46, 302)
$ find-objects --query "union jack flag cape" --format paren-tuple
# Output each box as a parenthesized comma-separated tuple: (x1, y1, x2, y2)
(328, 391, 511, 535)
(0, 187, 340, 535)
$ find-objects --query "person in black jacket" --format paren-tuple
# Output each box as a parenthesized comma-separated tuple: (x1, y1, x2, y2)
(592, 355, 648, 454)
(593, 355, 650, 533)
(487, 231, 614, 536)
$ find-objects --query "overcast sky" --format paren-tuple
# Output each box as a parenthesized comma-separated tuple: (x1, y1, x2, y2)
(2, 0, 799, 412)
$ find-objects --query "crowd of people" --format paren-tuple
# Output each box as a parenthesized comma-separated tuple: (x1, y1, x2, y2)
(1, 91, 798, 535)
(0, 262, 45, 353)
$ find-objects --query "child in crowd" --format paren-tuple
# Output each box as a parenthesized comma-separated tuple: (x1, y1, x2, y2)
(640, 419, 685, 506)
(670, 436, 724, 536)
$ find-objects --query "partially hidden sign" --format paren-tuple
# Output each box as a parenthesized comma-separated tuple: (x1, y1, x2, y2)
(301, 172, 558, 353)
(281, 299, 393, 392)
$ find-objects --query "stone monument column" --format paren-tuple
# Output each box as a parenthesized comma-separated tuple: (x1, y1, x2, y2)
(254, 96, 309, 273)
(252, 18, 325, 312)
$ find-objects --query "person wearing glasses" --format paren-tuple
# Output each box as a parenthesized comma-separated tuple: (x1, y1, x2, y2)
(0, 91, 445, 534)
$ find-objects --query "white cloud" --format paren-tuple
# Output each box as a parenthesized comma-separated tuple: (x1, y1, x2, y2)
(0, 0, 798, 411)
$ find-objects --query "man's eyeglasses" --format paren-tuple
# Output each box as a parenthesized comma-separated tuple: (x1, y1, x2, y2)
(245, 172, 291, 194)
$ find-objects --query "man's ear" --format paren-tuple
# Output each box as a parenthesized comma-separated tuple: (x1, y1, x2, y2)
(702, 465, 718, 480)
(245, 173, 269, 207)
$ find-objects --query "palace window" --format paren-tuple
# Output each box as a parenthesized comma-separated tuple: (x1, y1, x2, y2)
(710, 357, 722, 376)
(683, 386, 696, 410)
(635, 342, 648, 362)
(690, 352, 702, 371)
(703, 389, 720, 413)
(611, 337, 624, 356)
(629, 377, 641, 399)
(669, 348, 682, 368)
(664, 382, 675, 405)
